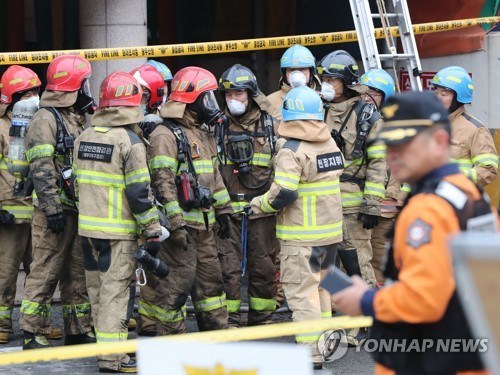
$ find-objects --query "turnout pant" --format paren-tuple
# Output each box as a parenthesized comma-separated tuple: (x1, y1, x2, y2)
(82, 237, 136, 372)
(155, 227, 227, 335)
(0, 223, 31, 333)
(337, 213, 377, 286)
(19, 207, 92, 335)
(218, 215, 279, 327)
(370, 217, 393, 284)
(281, 243, 338, 363)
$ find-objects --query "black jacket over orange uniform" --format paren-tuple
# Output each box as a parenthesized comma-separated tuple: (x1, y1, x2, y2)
(360, 163, 495, 375)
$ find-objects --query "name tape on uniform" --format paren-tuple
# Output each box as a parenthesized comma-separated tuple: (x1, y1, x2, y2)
(0, 17, 498, 65)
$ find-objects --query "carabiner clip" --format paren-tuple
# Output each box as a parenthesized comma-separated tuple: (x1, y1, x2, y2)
(135, 266, 147, 286)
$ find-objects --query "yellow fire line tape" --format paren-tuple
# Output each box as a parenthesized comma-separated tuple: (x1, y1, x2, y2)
(0, 316, 372, 366)
(0, 17, 498, 65)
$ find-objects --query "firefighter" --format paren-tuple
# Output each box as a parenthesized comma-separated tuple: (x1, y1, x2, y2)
(20, 55, 95, 349)
(318, 50, 387, 346)
(74, 71, 161, 373)
(360, 69, 398, 285)
(148, 66, 232, 334)
(251, 86, 344, 370)
(267, 44, 321, 120)
(216, 64, 279, 327)
(129, 64, 166, 336)
(0, 66, 41, 344)
(145, 59, 173, 102)
(332, 91, 496, 375)
(431, 66, 498, 187)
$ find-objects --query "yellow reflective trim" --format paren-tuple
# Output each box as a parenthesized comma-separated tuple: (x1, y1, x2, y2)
(276, 221, 342, 240)
(182, 209, 216, 225)
(94, 126, 112, 133)
(472, 153, 498, 167)
(125, 168, 150, 185)
(149, 155, 178, 171)
(77, 170, 125, 187)
(275, 171, 300, 190)
(193, 293, 226, 312)
(2, 205, 33, 220)
(96, 330, 128, 343)
(261, 191, 278, 213)
(297, 180, 340, 196)
(25, 144, 55, 162)
(364, 182, 386, 199)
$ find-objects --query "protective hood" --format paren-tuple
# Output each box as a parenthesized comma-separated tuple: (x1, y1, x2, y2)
(40, 90, 78, 108)
(328, 96, 360, 115)
(252, 92, 273, 113)
(0, 102, 8, 118)
(159, 99, 187, 119)
(278, 119, 331, 142)
(91, 106, 144, 127)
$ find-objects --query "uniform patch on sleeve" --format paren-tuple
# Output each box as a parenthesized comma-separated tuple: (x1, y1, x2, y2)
(316, 152, 344, 173)
(406, 218, 432, 249)
(77, 142, 114, 163)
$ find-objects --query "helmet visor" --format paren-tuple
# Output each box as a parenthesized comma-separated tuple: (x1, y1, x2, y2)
(81, 78, 93, 98)
(201, 90, 220, 112)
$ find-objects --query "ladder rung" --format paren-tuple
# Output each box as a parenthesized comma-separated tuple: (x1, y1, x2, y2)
(379, 53, 415, 60)
(372, 13, 398, 18)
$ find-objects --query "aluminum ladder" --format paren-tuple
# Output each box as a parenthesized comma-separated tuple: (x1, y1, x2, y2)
(349, 0, 423, 91)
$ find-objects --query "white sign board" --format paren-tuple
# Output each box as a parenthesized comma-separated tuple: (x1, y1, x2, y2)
(138, 340, 313, 375)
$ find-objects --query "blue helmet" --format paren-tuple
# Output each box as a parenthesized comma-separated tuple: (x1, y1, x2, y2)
(360, 69, 395, 102)
(431, 66, 473, 104)
(145, 60, 173, 82)
(280, 45, 317, 87)
(280, 45, 316, 69)
(282, 86, 323, 121)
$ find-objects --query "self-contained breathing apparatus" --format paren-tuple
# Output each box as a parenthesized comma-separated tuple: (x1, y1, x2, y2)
(328, 100, 381, 184)
(24, 108, 77, 200)
(215, 112, 277, 189)
(162, 120, 213, 211)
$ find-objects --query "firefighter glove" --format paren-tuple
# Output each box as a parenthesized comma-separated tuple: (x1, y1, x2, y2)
(0, 210, 15, 226)
(46, 212, 66, 234)
(170, 227, 191, 251)
(216, 214, 231, 239)
(358, 213, 379, 230)
(144, 237, 161, 257)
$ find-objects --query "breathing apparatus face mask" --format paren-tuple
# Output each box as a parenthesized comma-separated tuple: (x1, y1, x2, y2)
(321, 82, 336, 102)
(75, 78, 96, 114)
(192, 90, 227, 127)
(288, 70, 307, 88)
(226, 134, 254, 175)
(227, 99, 247, 116)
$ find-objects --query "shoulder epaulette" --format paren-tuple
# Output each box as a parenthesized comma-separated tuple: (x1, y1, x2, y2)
(461, 113, 484, 129)
(282, 139, 301, 152)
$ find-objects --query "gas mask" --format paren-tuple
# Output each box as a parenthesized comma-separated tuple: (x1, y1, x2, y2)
(227, 99, 247, 116)
(321, 82, 336, 102)
(75, 78, 96, 114)
(190, 91, 227, 127)
(288, 70, 307, 88)
(226, 134, 254, 175)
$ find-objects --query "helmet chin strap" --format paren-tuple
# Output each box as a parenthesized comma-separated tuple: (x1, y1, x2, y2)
(448, 94, 462, 114)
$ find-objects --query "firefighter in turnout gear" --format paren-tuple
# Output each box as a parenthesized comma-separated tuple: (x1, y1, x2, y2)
(0, 66, 40, 344)
(267, 44, 322, 120)
(431, 66, 498, 187)
(332, 91, 497, 375)
(20, 55, 95, 349)
(360, 69, 399, 284)
(74, 71, 161, 373)
(216, 64, 279, 327)
(251, 86, 343, 370)
(319, 50, 386, 346)
(129, 64, 166, 336)
(319, 50, 386, 288)
(148, 66, 232, 334)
